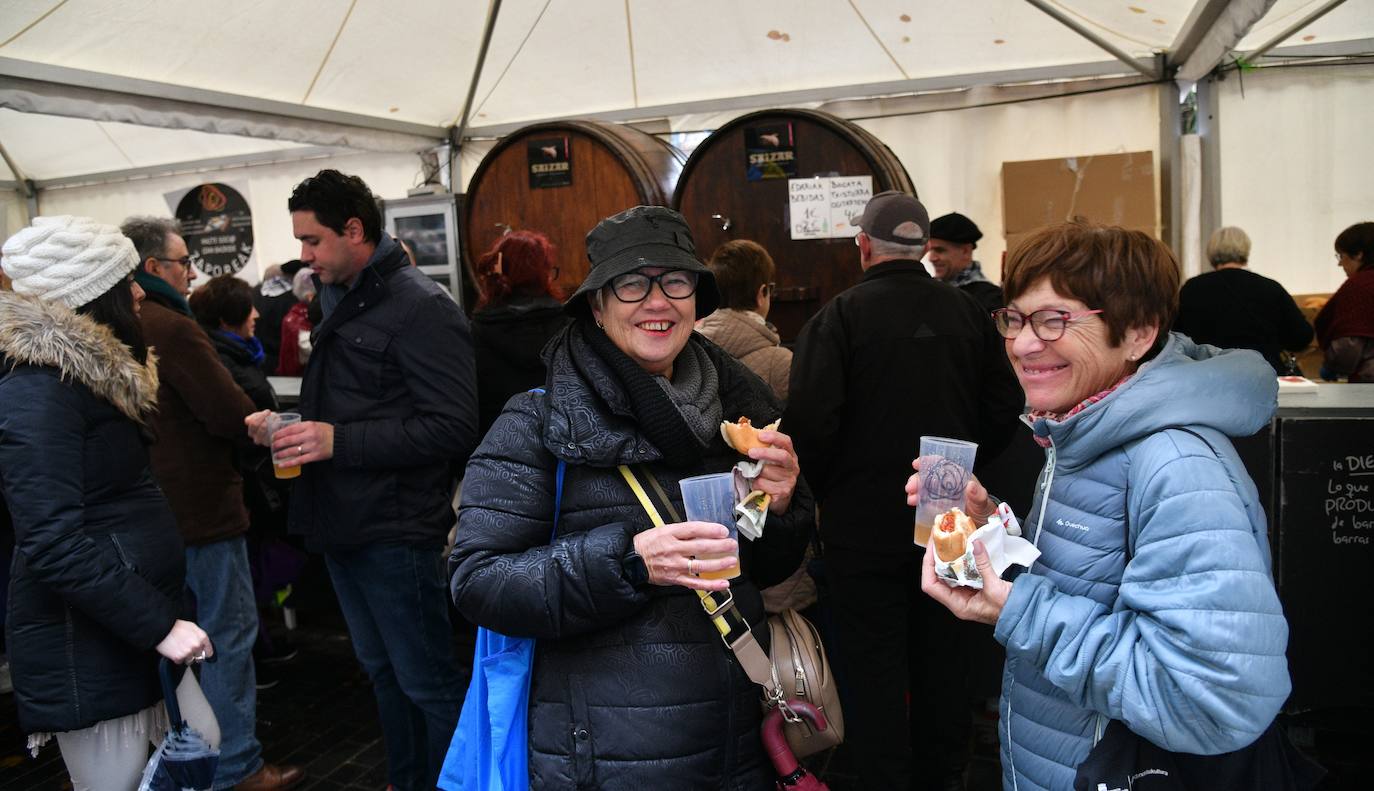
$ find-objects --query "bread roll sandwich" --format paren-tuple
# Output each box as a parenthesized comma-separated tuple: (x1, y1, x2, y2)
(720, 417, 781, 454)
(932, 507, 977, 563)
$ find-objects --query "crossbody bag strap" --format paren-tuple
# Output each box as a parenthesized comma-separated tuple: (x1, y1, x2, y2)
(616, 464, 782, 699)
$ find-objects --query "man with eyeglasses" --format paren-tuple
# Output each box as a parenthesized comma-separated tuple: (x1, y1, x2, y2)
(784, 192, 1023, 791)
(122, 217, 305, 790)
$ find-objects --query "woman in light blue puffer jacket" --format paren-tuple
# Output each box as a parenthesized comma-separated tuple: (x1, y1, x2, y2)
(913, 223, 1291, 791)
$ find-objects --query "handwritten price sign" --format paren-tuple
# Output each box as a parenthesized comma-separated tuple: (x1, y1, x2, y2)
(788, 176, 873, 240)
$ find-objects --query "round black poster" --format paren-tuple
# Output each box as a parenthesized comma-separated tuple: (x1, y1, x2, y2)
(174, 183, 254, 277)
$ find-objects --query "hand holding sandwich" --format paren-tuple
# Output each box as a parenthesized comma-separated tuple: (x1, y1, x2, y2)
(721, 417, 800, 515)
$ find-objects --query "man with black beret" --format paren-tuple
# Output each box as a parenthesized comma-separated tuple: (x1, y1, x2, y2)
(927, 212, 1003, 314)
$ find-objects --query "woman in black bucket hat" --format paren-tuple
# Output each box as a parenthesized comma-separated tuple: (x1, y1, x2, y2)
(450, 206, 815, 789)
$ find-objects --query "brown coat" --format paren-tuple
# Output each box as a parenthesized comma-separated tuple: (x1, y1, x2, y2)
(140, 299, 254, 546)
(695, 309, 792, 403)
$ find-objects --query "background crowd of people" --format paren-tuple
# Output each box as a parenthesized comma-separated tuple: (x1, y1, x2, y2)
(1, 167, 1368, 791)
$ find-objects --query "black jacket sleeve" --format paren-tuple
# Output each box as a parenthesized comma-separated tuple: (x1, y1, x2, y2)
(784, 304, 849, 500)
(0, 373, 179, 650)
(334, 291, 480, 471)
(449, 394, 650, 640)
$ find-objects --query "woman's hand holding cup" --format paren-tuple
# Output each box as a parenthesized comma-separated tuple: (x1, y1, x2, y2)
(632, 522, 737, 592)
(905, 457, 996, 524)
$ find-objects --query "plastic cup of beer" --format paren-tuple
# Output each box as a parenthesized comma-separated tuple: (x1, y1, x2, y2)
(913, 436, 978, 547)
(268, 412, 302, 480)
(679, 472, 740, 580)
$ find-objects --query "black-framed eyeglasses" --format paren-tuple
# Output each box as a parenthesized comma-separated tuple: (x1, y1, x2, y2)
(764, 282, 777, 297)
(992, 307, 1104, 341)
(607, 269, 698, 303)
(155, 256, 194, 269)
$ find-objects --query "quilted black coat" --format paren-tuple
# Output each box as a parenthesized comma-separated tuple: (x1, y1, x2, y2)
(450, 324, 814, 790)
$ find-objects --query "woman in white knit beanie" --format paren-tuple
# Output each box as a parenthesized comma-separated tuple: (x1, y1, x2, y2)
(1, 216, 220, 791)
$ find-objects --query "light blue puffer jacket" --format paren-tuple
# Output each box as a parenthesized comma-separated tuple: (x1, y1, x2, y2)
(993, 333, 1291, 791)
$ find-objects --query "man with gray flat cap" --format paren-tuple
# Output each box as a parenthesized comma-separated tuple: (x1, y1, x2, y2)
(785, 191, 1022, 790)
(927, 212, 1003, 314)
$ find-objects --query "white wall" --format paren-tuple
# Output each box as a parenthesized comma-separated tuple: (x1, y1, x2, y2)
(35, 151, 426, 283)
(857, 84, 1161, 284)
(1218, 63, 1373, 297)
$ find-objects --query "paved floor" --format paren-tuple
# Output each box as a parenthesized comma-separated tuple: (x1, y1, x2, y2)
(2, 556, 1365, 790)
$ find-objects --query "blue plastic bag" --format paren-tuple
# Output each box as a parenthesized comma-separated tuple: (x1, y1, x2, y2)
(439, 457, 564, 791)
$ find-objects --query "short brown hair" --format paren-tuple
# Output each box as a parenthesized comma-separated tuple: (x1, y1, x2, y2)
(1335, 221, 1374, 270)
(190, 275, 256, 331)
(1003, 222, 1179, 349)
(707, 240, 775, 310)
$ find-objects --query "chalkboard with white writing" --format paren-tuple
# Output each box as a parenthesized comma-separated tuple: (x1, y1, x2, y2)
(1278, 417, 1374, 709)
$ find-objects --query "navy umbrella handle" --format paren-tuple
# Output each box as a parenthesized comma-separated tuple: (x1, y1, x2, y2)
(158, 657, 186, 729)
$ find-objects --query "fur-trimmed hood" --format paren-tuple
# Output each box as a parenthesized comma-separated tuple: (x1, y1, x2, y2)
(0, 290, 158, 423)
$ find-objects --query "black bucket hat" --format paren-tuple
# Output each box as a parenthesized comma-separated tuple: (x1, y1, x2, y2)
(566, 205, 719, 319)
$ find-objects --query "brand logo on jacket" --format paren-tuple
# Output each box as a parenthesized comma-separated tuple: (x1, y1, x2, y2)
(1095, 766, 1170, 790)
(1056, 517, 1090, 532)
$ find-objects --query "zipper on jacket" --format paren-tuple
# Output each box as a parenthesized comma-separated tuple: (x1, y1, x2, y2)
(108, 534, 137, 572)
(1006, 440, 1056, 791)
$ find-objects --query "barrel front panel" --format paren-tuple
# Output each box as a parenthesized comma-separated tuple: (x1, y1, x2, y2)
(466, 131, 648, 298)
(675, 116, 897, 343)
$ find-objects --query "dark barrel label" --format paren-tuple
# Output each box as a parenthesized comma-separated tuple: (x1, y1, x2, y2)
(744, 122, 796, 181)
(528, 136, 572, 188)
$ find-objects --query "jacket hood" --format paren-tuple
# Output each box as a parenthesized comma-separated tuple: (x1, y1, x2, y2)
(0, 291, 159, 424)
(1033, 332, 1276, 469)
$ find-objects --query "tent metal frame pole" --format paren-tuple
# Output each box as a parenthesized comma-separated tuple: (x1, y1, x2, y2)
(0, 138, 36, 221)
(1023, 0, 1160, 80)
(1195, 76, 1222, 255)
(453, 0, 503, 151)
(1244, 0, 1347, 61)
(1158, 64, 1183, 256)
(461, 57, 1154, 139)
(32, 145, 354, 191)
(1167, 0, 1238, 70)
(0, 57, 447, 141)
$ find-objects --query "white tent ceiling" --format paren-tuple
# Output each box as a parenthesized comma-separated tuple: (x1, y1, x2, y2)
(1, 0, 1370, 185)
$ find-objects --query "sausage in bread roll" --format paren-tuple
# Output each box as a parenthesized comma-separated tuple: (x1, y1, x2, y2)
(720, 417, 781, 454)
(932, 507, 977, 563)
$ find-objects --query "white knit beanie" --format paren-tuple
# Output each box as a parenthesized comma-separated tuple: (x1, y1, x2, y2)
(2, 215, 140, 308)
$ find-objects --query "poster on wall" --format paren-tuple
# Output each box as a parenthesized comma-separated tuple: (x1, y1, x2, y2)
(528, 136, 572, 188)
(788, 176, 872, 240)
(173, 183, 255, 277)
(745, 122, 796, 181)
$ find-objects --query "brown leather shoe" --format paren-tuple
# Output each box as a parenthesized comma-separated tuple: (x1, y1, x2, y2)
(235, 763, 305, 790)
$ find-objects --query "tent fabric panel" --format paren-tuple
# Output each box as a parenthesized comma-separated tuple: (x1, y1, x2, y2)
(0, 0, 339, 105)
(1238, 0, 1374, 50)
(856, 82, 1161, 284)
(303, 0, 484, 126)
(463, 0, 638, 126)
(1217, 63, 1374, 297)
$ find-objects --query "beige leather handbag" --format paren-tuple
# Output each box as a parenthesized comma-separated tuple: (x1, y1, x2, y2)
(766, 608, 844, 758)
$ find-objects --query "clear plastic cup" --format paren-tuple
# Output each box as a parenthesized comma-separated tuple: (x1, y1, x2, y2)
(679, 472, 740, 580)
(267, 412, 302, 479)
(913, 436, 978, 547)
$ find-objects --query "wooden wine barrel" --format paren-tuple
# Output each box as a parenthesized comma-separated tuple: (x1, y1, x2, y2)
(463, 120, 685, 303)
(674, 109, 916, 342)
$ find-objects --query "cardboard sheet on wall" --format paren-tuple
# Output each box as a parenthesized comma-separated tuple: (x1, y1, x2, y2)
(1002, 151, 1155, 254)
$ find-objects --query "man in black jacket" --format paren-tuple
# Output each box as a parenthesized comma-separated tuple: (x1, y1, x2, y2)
(246, 170, 477, 791)
(784, 192, 1023, 791)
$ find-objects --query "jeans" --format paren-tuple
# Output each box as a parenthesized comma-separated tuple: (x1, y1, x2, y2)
(326, 544, 464, 791)
(186, 536, 263, 789)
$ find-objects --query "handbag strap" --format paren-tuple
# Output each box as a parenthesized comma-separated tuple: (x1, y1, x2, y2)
(616, 464, 783, 702)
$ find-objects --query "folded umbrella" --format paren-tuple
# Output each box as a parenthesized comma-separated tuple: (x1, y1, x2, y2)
(762, 700, 831, 790)
(138, 658, 220, 791)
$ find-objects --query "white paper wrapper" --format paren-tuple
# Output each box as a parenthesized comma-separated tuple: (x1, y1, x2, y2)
(933, 509, 1040, 588)
(732, 462, 770, 541)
